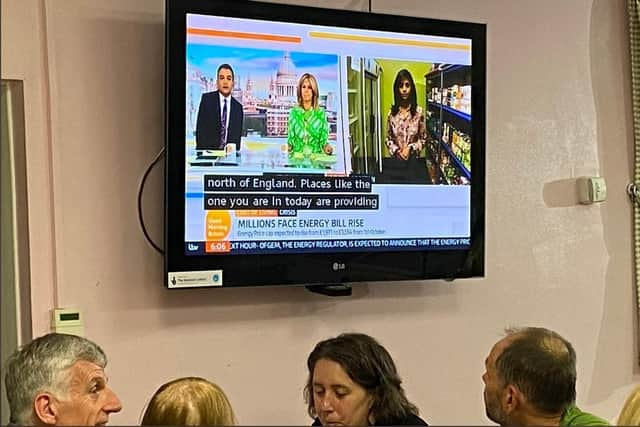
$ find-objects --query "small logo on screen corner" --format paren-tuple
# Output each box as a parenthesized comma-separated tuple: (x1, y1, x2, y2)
(187, 243, 200, 252)
(332, 262, 346, 271)
(168, 270, 223, 288)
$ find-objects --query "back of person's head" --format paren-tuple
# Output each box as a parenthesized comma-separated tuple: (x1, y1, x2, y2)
(497, 327, 576, 415)
(141, 377, 236, 426)
(618, 385, 640, 425)
(4, 332, 107, 425)
(304, 332, 418, 425)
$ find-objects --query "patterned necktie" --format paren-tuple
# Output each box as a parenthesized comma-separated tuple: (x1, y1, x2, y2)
(220, 98, 227, 147)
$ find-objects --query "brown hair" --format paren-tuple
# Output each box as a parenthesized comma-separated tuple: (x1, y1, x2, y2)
(304, 333, 419, 425)
(141, 377, 235, 426)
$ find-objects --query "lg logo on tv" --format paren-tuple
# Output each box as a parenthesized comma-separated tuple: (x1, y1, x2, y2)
(332, 262, 346, 271)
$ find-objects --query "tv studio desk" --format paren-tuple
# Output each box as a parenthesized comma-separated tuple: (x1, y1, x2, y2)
(190, 151, 337, 174)
(189, 148, 431, 184)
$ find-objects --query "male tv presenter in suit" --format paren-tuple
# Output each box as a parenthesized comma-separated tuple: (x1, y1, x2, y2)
(195, 64, 244, 151)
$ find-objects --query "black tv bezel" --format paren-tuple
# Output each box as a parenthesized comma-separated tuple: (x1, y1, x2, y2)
(165, 0, 486, 288)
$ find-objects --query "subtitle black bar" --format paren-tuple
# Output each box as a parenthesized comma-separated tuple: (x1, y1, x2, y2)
(203, 193, 379, 210)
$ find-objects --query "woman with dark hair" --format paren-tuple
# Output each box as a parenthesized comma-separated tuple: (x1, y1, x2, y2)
(304, 333, 427, 426)
(385, 69, 426, 160)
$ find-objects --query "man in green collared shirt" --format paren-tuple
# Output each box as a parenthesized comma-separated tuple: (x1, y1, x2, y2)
(482, 327, 609, 426)
(561, 403, 609, 426)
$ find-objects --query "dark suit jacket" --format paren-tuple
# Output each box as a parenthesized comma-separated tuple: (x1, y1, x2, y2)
(195, 91, 244, 150)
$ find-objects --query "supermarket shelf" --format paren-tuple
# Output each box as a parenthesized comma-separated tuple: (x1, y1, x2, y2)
(424, 64, 466, 79)
(428, 101, 471, 121)
(439, 138, 471, 179)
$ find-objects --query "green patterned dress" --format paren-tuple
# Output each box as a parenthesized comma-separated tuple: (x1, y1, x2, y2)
(287, 106, 329, 154)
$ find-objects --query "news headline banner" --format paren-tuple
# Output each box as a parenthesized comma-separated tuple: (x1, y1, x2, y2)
(203, 175, 378, 210)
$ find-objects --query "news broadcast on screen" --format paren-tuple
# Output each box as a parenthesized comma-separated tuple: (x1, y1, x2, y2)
(183, 13, 474, 256)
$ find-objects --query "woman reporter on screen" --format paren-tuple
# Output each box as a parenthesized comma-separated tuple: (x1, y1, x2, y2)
(141, 377, 235, 426)
(288, 73, 332, 155)
(304, 333, 427, 426)
(385, 69, 426, 160)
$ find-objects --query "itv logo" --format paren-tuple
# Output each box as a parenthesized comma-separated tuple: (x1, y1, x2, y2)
(187, 243, 200, 251)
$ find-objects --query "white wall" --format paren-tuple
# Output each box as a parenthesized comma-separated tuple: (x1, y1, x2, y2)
(1, 0, 637, 424)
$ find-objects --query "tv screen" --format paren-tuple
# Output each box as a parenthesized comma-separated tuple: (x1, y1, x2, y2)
(165, 0, 485, 289)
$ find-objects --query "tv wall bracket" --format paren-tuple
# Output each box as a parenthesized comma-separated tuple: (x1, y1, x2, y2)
(304, 284, 352, 297)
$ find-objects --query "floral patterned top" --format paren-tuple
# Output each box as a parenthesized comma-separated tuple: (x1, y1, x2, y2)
(385, 106, 427, 159)
(288, 106, 329, 154)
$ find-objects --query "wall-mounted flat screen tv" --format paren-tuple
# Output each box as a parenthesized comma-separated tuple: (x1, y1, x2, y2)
(165, 0, 486, 289)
